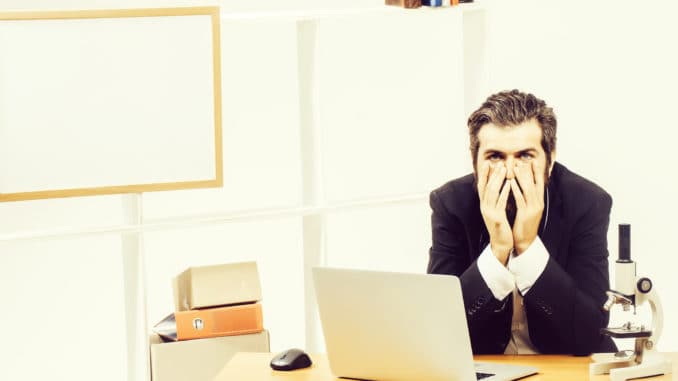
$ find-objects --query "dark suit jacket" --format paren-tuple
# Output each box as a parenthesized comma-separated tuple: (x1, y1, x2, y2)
(427, 162, 617, 355)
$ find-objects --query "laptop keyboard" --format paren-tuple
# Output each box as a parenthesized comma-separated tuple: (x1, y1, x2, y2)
(476, 372, 495, 380)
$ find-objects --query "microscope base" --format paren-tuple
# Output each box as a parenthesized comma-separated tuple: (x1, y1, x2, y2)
(590, 352, 672, 381)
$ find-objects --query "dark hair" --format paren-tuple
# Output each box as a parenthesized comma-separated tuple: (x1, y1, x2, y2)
(468, 89, 557, 168)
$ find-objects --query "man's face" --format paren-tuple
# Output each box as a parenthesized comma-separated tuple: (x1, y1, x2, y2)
(474, 119, 553, 225)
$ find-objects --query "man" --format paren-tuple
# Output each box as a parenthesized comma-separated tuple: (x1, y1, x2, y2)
(427, 90, 616, 355)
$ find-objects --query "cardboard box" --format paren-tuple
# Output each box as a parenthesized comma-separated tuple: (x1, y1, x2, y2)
(154, 302, 264, 341)
(150, 330, 269, 381)
(173, 261, 262, 311)
(385, 0, 422, 8)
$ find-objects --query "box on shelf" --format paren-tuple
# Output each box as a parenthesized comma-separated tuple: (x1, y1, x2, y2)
(385, 0, 422, 8)
(173, 261, 262, 311)
(150, 330, 270, 381)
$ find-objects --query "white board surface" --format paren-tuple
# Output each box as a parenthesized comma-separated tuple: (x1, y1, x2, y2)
(0, 8, 221, 201)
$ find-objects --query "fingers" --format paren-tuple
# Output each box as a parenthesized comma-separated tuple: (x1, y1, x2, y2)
(484, 165, 506, 205)
(514, 161, 536, 203)
(514, 161, 534, 185)
(532, 159, 545, 194)
(509, 179, 526, 209)
(476, 161, 490, 200)
(497, 179, 511, 210)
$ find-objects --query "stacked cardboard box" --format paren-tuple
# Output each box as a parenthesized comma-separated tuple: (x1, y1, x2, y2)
(150, 261, 269, 381)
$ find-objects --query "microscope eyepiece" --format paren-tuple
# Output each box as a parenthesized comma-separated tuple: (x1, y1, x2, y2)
(618, 223, 632, 262)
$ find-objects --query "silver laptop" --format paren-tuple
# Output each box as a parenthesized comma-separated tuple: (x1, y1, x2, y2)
(312, 267, 538, 381)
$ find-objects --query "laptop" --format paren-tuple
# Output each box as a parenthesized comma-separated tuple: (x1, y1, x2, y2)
(312, 267, 538, 381)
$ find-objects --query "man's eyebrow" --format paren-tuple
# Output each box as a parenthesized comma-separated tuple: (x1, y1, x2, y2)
(516, 148, 539, 155)
(481, 148, 538, 157)
(482, 149, 505, 156)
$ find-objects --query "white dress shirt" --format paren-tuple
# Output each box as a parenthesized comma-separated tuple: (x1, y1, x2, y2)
(476, 237, 550, 354)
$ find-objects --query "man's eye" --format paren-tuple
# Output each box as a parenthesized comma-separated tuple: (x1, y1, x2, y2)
(488, 154, 502, 161)
(519, 153, 534, 161)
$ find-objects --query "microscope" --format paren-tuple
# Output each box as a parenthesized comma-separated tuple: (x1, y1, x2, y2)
(589, 224, 672, 380)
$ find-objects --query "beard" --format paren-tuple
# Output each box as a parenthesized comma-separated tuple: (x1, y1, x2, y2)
(506, 191, 517, 227)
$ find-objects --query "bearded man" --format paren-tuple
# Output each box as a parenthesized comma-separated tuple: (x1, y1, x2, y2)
(427, 89, 617, 355)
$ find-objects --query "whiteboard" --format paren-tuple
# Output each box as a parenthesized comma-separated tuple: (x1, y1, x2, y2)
(0, 8, 222, 202)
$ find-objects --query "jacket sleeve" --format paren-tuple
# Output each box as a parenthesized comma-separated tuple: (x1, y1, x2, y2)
(524, 192, 614, 355)
(427, 189, 470, 276)
(427, 189, 512, 354)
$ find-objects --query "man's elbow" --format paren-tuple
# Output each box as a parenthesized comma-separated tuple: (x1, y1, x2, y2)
(572, 309, 612, 355)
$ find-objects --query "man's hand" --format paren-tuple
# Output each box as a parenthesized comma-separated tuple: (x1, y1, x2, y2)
(477, 162, 513, 265)
(510, 160, 545, 254)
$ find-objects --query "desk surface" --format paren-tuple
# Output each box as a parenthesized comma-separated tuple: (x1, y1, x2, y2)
(214, 352, 677, 381)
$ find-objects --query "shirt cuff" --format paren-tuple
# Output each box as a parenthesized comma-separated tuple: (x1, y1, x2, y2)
(477, 245, 515, 300)
(507, 236, 549, 295)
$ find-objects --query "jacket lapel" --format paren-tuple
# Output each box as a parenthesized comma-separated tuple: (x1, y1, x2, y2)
(539, 178, 564, 260)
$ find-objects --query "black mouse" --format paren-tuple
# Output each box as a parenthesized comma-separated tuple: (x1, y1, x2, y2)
(269, 348, 313, 371)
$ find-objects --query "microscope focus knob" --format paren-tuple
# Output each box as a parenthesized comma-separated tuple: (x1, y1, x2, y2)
(637, 277, 652, 293)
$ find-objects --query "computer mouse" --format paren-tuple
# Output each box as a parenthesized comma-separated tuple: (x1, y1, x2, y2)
(269, 348, 313, 371)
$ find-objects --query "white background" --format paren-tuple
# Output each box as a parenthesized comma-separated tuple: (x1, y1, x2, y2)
(0, 1, 676, 380)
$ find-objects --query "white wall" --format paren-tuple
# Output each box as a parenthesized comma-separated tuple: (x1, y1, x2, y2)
(484, 0, 678, 351)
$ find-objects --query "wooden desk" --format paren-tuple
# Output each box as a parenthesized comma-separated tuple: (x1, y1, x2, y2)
(214, 352, 677, 380)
